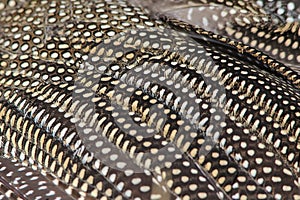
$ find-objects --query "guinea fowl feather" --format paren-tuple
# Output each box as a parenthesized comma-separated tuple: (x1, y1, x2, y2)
(0, 0, 300, 199)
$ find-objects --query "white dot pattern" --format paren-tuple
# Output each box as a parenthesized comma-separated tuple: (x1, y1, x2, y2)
(0, 0, 300, 200)
(143, 0, 300, 74)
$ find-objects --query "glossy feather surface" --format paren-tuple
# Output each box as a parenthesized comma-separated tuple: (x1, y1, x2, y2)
(0, 0, 300, 199)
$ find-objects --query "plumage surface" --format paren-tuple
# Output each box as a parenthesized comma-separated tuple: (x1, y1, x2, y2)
(0, 0, 300, 199)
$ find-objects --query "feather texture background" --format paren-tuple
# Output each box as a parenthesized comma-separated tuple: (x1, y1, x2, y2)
(0, 0, 300, 199)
